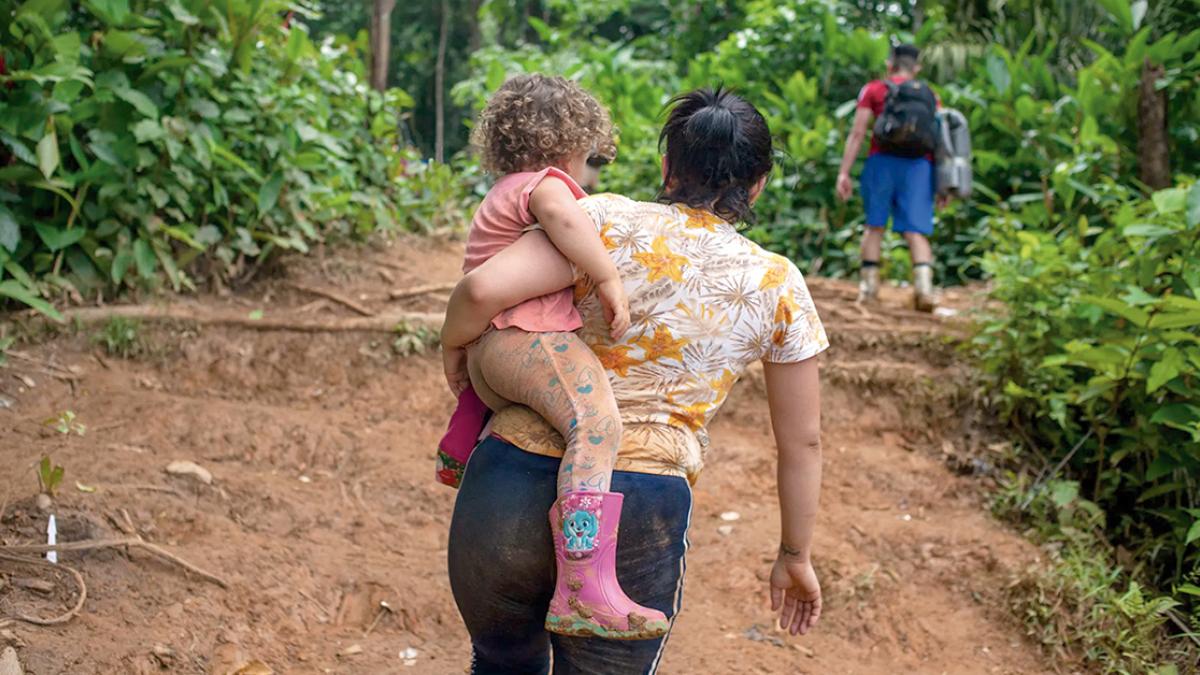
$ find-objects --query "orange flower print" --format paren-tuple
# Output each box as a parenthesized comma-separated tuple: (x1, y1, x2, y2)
(772, 326, 790, 347)
(635, 324, 688, 362)
(759, 258, 790, 290)
(594, 344, 641, 377)
(774, 293, 800, 325)
(669, 401, 710, 431)
(632, 236, 688, 282)
(599, 223, 617, 251)
(708, 369, 737, 396)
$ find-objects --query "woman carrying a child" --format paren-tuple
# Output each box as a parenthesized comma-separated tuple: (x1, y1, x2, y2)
(439, 75, 827, 673)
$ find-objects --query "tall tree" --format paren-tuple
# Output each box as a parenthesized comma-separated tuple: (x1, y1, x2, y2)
(434, 0, 450, 162)
(1137, 58, 1171, 190)
(369, 0, 397, 92)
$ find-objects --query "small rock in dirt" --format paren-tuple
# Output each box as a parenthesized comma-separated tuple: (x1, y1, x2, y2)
(0, 630, 22, 648)
(719, 511, 740, 522)
(165, 460, 213, 485)
(298, 475, 312, 484)
(150, 644, 175, 668)
(919, 543, 938, 561)
(0, 395, 13, 410)
(13, 375, 34, 389)
(34, 494, 52, 512)
(231, 661, 272, 675)
(717, 525, 734, 536)
(793, 644, 815, 658)
(338, 644, 363, 657)
(0, 646, 24, 675)
(399, 647, 418, 666)
(743, 624, 785, 648)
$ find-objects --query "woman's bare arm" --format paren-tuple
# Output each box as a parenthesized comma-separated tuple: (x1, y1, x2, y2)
(762, 356, 823, 636)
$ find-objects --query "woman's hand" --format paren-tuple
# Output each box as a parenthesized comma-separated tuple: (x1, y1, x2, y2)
(595, 278, 631, 339)
(443, 346, 470, 397)
(769, 553, 822, 636)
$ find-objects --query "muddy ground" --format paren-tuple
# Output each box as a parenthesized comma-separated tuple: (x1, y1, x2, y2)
(0, 235, 1052, 674)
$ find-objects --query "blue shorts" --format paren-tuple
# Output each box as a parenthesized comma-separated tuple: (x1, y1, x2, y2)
(448, 436, 692, 674)
(862, 153, 934, 235)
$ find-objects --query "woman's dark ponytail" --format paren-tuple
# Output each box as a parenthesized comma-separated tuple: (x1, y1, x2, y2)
(658, 87, 773, 223)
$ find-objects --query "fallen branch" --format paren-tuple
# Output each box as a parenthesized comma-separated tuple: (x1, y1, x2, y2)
(57, 305, 443, 335)
(287, 282, 376, 317)
(2, 537, 229, 590)
(389, 282, 456, 301)
(0, 552, 87, 626)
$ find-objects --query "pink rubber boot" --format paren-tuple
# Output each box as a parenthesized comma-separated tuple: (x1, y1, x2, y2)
(545, 492, 670, 640)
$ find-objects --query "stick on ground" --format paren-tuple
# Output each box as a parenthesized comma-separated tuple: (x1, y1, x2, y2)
(1, 537, 229, 589)
(388, 282, 456, 301)
(0, 552, 87, 626)
(287, 282, 376, 317)
(56, 305, 443, 335)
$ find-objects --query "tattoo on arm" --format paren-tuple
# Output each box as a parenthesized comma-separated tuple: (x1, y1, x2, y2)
(779, 543, 805, 560)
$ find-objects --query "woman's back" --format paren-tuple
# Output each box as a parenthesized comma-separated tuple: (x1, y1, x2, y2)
(490, 193, 828, 484)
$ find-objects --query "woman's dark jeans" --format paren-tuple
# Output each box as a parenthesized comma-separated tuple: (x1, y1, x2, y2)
(448, 436, 692, 674)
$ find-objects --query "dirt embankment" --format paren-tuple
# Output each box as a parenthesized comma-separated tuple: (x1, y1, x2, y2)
(1, 236, 1048, 674)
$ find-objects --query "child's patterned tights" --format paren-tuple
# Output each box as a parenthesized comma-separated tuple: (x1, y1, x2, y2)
(468, 327, 620, 495)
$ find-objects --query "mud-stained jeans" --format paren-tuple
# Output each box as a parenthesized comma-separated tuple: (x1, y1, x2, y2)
(448, 437, 692, 675)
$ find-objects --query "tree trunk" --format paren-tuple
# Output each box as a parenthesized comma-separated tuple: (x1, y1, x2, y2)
(1137, 58, 1171, 190)
(467, 0, 483, 52)
(368, 0, 397, 92)
(434, 0, 450, 163)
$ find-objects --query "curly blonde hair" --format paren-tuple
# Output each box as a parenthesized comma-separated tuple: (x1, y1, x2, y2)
(471, 74, 617, 175)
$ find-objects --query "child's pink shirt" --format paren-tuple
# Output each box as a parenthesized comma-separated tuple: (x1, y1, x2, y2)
(463, 167, 587, 333)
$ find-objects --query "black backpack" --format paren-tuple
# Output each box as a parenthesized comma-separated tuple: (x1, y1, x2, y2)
(873, 79, 938, 158)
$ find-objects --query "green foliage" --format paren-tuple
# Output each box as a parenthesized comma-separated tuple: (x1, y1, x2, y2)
(0, 0, 427, 316)
(44, 409, 85, 435)
(973, 180, 1200, 623)
(93, 315, 142, 358)
(391, 319, 439, 357)
(994, 472, 1194, 673)
(450, 0, 1199, 284)
(37, 455, 65, 495)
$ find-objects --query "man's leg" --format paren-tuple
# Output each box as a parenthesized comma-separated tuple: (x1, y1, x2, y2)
(858, 155, 892, 303)
(893, 158, 937, 311)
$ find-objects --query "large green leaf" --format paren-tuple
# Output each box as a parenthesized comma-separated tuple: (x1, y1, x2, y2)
(1096, 0, 1134, 34)
(986, 52, 1011, 95)
(1079, 294, 1149, 327)
(0, 280, 63, 321)
(133, 238, 157, 279)
(0, 206, 19, 253)
(114, 87, 159, 118)
(33, 223, 85, 251)
(83, 0, 131, 25)
(1151, 187, 1187, 214)
(1147, 348, 1185, 394)
(1187, 183, 1200, 227)
(1188, 520, 1200, 546)
(36, 125, 60, 179)
(257, 171, 284, 213)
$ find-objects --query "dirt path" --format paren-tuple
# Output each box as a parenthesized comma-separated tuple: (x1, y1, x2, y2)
(0, 236, 1049, 674)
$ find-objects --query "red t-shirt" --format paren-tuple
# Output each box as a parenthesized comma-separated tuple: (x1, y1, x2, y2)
(857, 75, 940, 159)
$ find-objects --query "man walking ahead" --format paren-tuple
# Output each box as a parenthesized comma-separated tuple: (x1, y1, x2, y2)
(836, 44, 940, 311)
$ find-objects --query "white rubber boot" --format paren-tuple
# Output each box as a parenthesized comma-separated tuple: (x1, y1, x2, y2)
(913, 264, 937, 312)
(857, 266, 880, 304)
